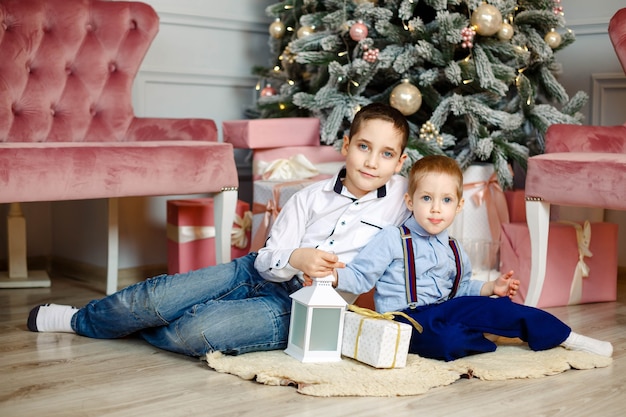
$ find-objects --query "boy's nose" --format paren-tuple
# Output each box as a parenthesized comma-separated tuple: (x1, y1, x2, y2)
(365, 156, 378, 168)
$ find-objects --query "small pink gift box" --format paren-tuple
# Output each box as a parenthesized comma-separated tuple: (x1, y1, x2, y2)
(222, 118, 320, 149)
(167, 198, 251, 274)
(500, 221, 618, 307)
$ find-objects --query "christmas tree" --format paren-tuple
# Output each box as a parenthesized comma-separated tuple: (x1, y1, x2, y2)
(250, 0, 586, 187)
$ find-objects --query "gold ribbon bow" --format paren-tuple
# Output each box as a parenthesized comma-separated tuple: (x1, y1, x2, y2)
(559, 221, 592, 305)
(256, 153, 319, 181)
(463, 172, 510, 262)
(347, 304, 422, 369)
(231, 210, 253, 249)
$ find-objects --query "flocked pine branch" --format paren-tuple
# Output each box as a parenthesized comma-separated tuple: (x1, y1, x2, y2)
(250, 0, 587, 188)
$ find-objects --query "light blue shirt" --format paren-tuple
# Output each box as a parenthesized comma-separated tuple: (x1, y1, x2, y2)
(335, 216, 484, 313)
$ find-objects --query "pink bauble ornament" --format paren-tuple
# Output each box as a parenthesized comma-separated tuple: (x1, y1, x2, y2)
(350, 21, 368, 41)
(269, 19, 286, 39)
(260, 85, 277, 97)
(389, 79, 422, 116)
(470, 4, 503, 36)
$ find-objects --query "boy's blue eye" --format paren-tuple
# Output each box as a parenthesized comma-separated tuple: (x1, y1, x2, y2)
(358, 143, 369, 151)
(443, 197, 452, 204)
(421, 195, 431, 202)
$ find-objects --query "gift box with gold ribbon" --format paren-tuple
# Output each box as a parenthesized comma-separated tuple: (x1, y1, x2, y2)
(250, 146, 344, 251)
(500, 221, 618, 307)
(166, 198, 252, 274)
(341, 305, 420, 369)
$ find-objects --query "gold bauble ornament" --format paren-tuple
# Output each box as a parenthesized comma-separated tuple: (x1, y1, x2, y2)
(297, 25, 315, 38)
(470, 4, 503, 36)
(544, 30, 562, 48)
(389, 79, 422, 116)
(269, 19, 286, 39)
(497, 22, 514, 41)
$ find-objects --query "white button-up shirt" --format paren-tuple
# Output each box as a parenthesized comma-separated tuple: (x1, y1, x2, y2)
(254, 169, 410, 285)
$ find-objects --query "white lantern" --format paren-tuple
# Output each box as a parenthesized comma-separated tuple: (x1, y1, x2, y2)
(284, 276, 347, 362)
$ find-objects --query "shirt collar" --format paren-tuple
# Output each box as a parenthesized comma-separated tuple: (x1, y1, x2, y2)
(404, 215, 449, 245)
(331, 167, 388, 198)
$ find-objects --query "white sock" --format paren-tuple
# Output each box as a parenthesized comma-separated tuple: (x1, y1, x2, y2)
(561, 332, 613, 357)
(27, 304, 78, 333)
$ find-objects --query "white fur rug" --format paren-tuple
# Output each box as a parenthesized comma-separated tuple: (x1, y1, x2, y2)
(206, 340, 611, 397)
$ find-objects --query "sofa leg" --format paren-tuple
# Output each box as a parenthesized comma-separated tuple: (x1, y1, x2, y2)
(106, 198, 119, 295)
(525, 198, 550, 307)
(214, 188, 238, 264)
(0, 203, 51, 288)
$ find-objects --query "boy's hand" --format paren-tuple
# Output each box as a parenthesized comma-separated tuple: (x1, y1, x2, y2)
(492, 270, 519, 299)
(289, 248, 345, 280)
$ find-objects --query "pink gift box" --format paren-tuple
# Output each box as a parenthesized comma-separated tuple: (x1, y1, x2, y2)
(222, 118, 320, 149)
(504, 189, 526, 223)
(167, 198, 251, 274)
(500, 222, 618, 307)
(253, 145, 344, 180)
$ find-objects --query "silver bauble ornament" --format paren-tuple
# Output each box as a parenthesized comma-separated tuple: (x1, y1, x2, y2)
(389, 79, 422, 116)
(470, 4, 503, 36)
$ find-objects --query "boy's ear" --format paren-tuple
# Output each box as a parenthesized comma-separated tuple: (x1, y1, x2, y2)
(403, 192, 413, 210)
(340, 135, 350, 156)
(456, 197, 465, 213)
(395, 153, 408, 173)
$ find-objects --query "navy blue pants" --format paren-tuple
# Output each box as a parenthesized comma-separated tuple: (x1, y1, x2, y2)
(395, 296, 571, 361)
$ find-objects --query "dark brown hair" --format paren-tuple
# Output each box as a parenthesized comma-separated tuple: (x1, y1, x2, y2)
(348, 102, 409, 151)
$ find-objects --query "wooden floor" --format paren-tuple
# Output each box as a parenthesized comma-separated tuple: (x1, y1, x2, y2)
(1, 275, 625, 417)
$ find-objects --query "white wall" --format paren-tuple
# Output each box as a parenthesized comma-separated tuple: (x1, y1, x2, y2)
(2, 0, 625, 273)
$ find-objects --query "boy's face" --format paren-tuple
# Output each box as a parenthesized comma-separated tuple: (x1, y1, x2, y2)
(340, 119, 406, 199)
(404, 172, 464, 235)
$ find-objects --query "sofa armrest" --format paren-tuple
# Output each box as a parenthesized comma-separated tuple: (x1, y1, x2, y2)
(126, 117, 218, 142)
(544, 124, 626, 154)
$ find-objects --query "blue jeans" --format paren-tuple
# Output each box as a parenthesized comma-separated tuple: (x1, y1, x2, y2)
(71, 253, 302, 357)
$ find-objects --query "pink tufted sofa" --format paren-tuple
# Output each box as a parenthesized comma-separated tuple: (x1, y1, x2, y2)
(0, 0, 239, 294)
(523, 8, 626, 306)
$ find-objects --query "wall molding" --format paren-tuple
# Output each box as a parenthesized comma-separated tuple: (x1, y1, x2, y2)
(157, 10, 269, 34)
(591, 72, 626, 125)
(134, 71, 257, 115)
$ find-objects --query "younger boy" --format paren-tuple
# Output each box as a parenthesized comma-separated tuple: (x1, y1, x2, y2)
(27, 103, 411, 357)
(331, 155, 613, 361)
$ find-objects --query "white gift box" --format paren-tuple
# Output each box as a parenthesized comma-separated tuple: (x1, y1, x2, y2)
(341, 311, 412, 369)
(449, 163, 509, 272)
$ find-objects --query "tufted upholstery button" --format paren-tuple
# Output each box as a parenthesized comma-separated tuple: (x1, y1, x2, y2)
(50, 108, 55, 116)
(130, 19, 137, 30)
(108, 63, 117, 73)
(85, 23, 93, 32)
(66, 66, 72, 75)
(2, 22, 7, 31)
(89, 107, 96, 117)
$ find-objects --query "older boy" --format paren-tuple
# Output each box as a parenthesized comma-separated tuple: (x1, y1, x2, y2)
(28, 103, 410, 357)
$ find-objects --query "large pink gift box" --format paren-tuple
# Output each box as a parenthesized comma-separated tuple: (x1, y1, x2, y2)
(167, 199, 251, 274)
(223, 118, 320, 149)
(500, 221, 618, 307)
